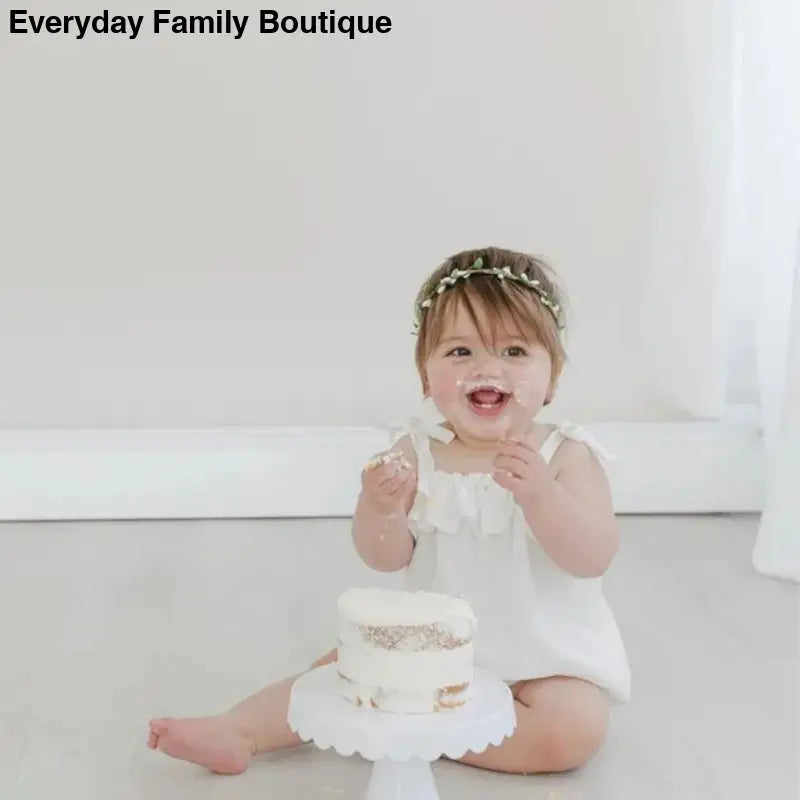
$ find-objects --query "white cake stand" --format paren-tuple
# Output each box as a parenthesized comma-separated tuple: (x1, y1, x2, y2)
(287, 663, 516, 800)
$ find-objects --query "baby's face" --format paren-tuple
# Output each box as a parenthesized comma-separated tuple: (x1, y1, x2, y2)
(424, 303, 553, 443)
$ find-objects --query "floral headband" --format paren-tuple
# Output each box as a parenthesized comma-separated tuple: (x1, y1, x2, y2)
(413, 256, 564, 334)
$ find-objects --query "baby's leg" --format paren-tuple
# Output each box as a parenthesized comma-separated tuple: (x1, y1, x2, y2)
(457, 675, 610, 775)
(147, 649, 337, 774)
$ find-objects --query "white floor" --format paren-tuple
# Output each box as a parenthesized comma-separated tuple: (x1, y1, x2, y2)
(0, 514, 796, 800)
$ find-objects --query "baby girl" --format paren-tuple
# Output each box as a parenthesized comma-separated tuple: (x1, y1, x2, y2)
(148, 246, 630, 776)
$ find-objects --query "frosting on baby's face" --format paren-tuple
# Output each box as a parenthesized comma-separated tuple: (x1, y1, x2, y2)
(423, 304, 553, 447)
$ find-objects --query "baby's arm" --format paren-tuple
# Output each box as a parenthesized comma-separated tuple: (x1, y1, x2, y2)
(527, 441, 618, 578)
(495, 438, 618, 578)
(351, 435, 418, 572)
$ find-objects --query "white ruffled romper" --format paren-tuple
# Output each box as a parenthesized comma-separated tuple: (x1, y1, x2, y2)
(399, 415, 631, 703)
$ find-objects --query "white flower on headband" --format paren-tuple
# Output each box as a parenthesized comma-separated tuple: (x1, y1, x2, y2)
(413, 256, 563, 334)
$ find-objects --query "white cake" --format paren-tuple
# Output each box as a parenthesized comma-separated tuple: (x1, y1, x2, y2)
(336, 587, 476, 713)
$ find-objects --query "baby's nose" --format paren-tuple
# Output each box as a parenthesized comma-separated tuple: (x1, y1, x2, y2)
(473, 354, 503, 376)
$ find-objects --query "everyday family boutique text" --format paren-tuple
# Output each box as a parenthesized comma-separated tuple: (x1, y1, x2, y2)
(8, 9, 393, 41)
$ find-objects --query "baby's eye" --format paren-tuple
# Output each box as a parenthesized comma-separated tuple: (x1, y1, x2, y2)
(504, 346, 528, 357)
(447, 347, 471, 357)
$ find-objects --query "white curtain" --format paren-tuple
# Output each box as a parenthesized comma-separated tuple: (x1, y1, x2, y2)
(753, 242, 800, 581)
(637, 0, 800, 581)
(735, 0, 800, 581)
(637, 2, 735, 419)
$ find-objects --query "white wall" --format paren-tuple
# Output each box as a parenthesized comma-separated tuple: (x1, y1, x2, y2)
(1, 0, 753, 430)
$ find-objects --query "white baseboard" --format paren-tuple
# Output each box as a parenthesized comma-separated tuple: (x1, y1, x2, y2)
(0, 412, 765, 521)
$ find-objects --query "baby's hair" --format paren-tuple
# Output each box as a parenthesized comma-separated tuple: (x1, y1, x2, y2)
(413, 246, 568, 393)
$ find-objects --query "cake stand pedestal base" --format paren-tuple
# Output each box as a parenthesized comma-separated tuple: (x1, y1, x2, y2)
(288, 664, 516, 800)
(365, 757, 437, 800)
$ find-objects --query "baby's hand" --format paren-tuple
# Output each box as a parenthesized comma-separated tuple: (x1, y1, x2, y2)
(492, 395, 552, 502)
(361, 450, 417, 514)
(493, 438, 551, 503)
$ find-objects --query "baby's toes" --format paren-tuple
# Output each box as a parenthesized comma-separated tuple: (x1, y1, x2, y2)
(149, 718, 170, 735)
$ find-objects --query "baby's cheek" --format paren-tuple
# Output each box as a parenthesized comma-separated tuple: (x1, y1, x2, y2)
(426, 364, 463, 404)
(435, 383, 461, 406)
(511, 371, 549, 405)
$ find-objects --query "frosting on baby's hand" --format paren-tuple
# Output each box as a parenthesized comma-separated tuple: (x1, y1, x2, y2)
(364, 450, 413, 472)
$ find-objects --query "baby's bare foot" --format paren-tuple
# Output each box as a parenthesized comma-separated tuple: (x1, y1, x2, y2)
(147, 714, 255, 775)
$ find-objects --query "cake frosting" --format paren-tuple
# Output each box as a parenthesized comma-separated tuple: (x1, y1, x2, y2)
(336, 587, 476, 713)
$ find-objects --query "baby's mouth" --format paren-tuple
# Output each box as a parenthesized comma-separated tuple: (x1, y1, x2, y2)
(464, 383, 511, 415)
